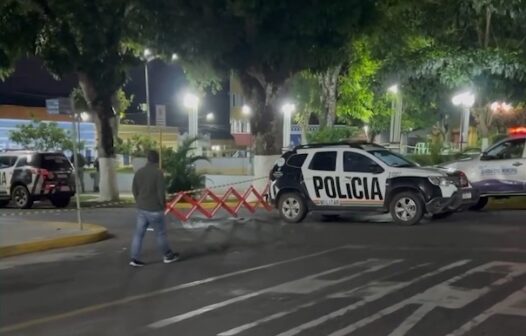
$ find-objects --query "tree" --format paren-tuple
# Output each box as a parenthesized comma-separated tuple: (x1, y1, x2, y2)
(0, 1, 153, 201)
(289, 71, 321, 144)
(379, 0, 526, 148)
(150, 1, 375, 159)
(9, 120, 83, 151)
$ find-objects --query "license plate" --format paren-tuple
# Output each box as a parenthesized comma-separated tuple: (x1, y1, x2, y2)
(57, 174, 67, 179)
(60, 186, 70, 192)
(320, 199, 341, 206)
(462, 192, 472, 200)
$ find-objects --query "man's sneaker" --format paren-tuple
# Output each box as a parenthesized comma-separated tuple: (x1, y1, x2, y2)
(163, 253, 180, 264)
(129, 259, 145, 267)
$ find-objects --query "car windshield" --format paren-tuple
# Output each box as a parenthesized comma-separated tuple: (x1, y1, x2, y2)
(369, 150, 416, 167)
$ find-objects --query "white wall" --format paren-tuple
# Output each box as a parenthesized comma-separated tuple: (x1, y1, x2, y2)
(195, 157, 252, 175)
(204, 174, 259, 195)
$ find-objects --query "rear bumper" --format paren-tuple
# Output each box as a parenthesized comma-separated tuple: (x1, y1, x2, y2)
(426, 188, 480, 214)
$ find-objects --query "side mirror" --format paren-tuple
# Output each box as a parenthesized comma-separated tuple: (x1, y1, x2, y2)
(369, 163, 384, 174)
(480, 152, 491, 161)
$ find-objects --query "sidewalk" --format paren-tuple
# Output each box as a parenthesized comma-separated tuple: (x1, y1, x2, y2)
(0, 219, 108, 258)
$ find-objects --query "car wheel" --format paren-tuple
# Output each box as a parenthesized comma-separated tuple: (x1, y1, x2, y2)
(0, 199, 10, 208)
(50, 196, 71, 208)
(389, 191, 424, 226)
(431, 211, 454, 220)
(469, 197, 488, 211)
(278, 192, 307, 223)
(12, 185, 33, 209)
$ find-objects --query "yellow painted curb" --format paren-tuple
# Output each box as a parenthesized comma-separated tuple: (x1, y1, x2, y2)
(0, 223, 108, 258)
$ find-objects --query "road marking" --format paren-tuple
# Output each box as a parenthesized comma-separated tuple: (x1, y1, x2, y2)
(326, 261, 526, 336)
(218, 262, 429, 336)
(446, 285, 526, 336)
(148, 258, 401, 329)
(0, 244, 352, 334)
(275, 260, 471, 336)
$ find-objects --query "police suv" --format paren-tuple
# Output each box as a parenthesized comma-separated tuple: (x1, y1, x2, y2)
(0, 151, 75, 209)
(269, 142, 478, 225)
(442, 135, 526, 210)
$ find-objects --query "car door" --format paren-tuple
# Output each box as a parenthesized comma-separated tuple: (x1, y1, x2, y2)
(477, 138, 526, 194)
(340, 150, 387, 208)
(303, 150, 342, 206)
(0, 156, 16, 197)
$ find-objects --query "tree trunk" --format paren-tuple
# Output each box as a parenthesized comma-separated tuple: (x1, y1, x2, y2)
(319, 64, 342, 128)
(473, 106, 491, 150)
(78, 73, 119, 201)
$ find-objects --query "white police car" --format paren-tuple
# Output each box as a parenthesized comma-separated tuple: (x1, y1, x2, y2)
(441, 135, 526, 210)
(269, 142, 478, 225)
(0, 151, 75, 209)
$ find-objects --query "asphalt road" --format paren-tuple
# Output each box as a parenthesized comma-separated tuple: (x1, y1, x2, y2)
(1, 206, 526, 336)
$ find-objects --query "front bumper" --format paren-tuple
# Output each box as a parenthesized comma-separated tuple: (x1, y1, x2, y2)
(426, 188, 480, 214)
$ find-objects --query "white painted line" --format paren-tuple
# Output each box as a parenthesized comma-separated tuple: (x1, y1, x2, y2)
(276, 260, 471, 336)
(326, 261, 526, 336)
(218, 262, 427, 336)
(386, 303, 435, 336)
(446, 285, 526, 336)
(148, 258, 401, 329)
(0, 244, 353, 334)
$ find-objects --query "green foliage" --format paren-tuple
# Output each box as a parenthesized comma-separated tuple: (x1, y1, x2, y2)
(9, 120, 84, 151)
(290, 71, 322, 127)
(163, 137, 209, 193)
(307, 127, 361, 144)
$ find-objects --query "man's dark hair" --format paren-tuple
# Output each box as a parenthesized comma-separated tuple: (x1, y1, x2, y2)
(147, 150, 160, 164)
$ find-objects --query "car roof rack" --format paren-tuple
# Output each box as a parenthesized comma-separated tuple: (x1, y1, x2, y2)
(293, 141, 384, 151)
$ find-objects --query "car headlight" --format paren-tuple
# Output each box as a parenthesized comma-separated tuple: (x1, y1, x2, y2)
(428, 176, 454, 187)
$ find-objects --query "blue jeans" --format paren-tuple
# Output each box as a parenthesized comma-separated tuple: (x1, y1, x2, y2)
(131, 210, 173, 260)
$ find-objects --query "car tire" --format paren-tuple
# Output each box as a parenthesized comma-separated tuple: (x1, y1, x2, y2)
(431, 211, 454, 220)
(12, 185, 33, 209)
(50, 196, 71, 208)
(0, 199, 10, 208)
(278, 192, 307, 223)
(389, 191, 424, 226)
(469, 197, 488, 211)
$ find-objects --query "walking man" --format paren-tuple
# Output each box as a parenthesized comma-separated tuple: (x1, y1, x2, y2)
(130, 150, 178, 267)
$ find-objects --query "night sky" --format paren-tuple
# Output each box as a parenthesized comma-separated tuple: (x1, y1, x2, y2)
(0, 57, 231, 138)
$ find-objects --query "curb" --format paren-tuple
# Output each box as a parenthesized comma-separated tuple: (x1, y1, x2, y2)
(0, 223, 109, 258)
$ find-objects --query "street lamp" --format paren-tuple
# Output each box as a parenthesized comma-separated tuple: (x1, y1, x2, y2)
(281, 103, 296, 150)
(242, 104, 251, 116)
(80, 112, 90, 122)
(143, 48, 156, 136)
(387, 84, 402, 148)
(387, 84, 399, 94)
(206, 112, 215, 122)
(171, 53, 179, 61)
(452, 91, 475, 151)
(183, 92, 199, 138)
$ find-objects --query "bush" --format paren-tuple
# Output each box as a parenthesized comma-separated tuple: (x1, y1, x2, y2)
(307, 126, 361, 143)
(163, 138, 209, 193)
(406, 154, 456, 166)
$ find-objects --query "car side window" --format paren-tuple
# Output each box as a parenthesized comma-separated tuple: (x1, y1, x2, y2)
(343, 152, 378, 173)
(16, 157, 28, 167)
(309, 151, 337, 171)
(486, 139, 525, 160)
(0, 156, 17, 169)
(287, 154, 307, 168)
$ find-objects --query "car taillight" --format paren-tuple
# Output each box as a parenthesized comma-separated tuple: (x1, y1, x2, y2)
(31, 168, 53, 179)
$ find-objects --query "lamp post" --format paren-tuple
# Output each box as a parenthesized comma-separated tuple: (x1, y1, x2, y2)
(388, 84, 402, 147)
(452, 91, 475, 151)
(183, 92, 199, 138)
(281, 103, 296, 151)
(143, 48, 155, 136)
